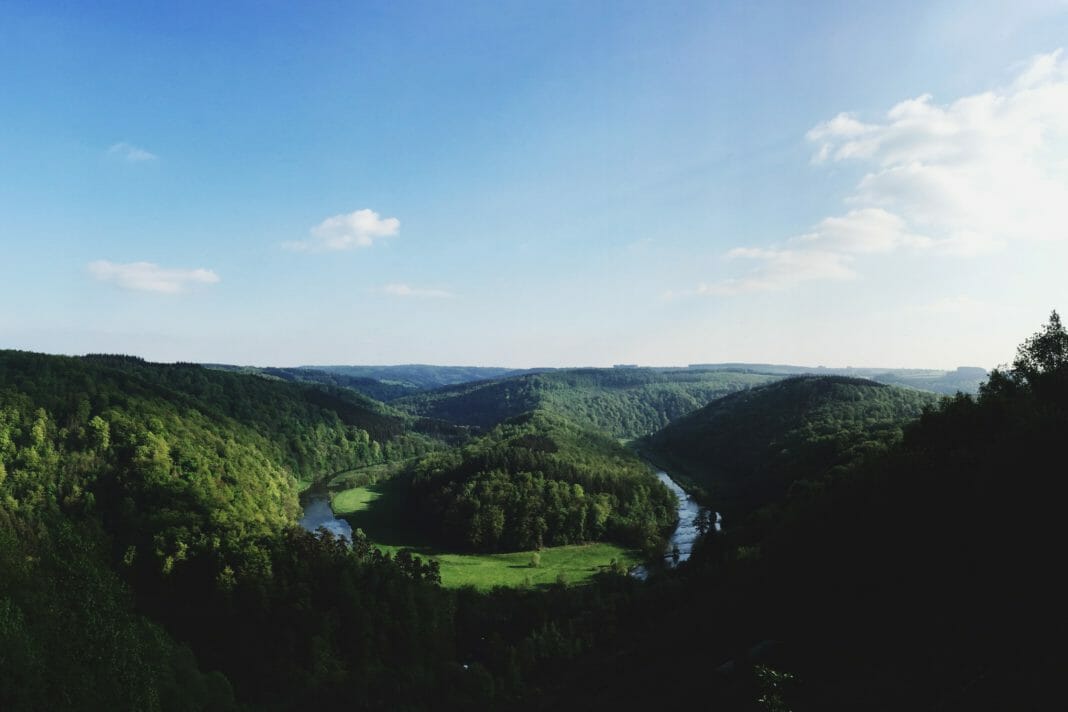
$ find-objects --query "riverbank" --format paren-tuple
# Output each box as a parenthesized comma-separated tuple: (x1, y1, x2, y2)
(299, 480, 640, 589)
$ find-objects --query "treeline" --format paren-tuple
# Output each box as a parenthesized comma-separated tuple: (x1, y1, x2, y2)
(303, 364, 524, 391)
(642, 375, 940, 515)
(205, 363, 421, 402)
(395, 368, 780, 438)
(409, 411, 676, 552)
(3, 352, 441, 484)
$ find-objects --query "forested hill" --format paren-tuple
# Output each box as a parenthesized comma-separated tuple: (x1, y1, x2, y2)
(0, 351, 446, 571)
(642, 375, 941, 514)
(407, 410, 676, 553)
(0, 352, 443, 482)
(204, 363, 422, 402)
(0, 350, 469, 708)
(393, 368, 781, 439)
(690, 363, 988, 394)
(300, 364, 530, 390)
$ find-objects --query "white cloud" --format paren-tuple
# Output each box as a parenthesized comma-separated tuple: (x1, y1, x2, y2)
(695, 248, 856, 296)
(790, 208, 934, 254)
(285, 209, 400, 251)
(88, 260, 220, 294)
(378, 283, 453, 298)
(107, 142, 157, 162)
(705, 49, 1068, 295)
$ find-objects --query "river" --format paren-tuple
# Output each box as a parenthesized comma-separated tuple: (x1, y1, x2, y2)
(632, 471, 719, 579)
(297, 470, 718, 576)
(298, 489, 353, 542)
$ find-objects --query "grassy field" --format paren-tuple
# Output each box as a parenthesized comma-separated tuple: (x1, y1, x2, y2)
(331, 482, 640, 590)
(377, 541, 639, 589)
(331, 486, 381, 515)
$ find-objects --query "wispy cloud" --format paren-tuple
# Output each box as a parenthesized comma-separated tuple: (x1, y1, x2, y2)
(702, 48, 1068, 295)
(107, 142, 157, 162)
(694, 248, 856, 296)
(284, 209, 400, 251)
(88, 260, 220, 294)
(377, 283, 454, 298)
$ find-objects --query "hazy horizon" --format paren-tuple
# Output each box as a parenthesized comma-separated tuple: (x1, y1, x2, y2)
(3, 2, 1067, 369)
(4, 346, 993, 373)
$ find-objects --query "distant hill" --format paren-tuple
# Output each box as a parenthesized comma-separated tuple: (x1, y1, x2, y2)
(298, 364, 533, 391)
(204, 364, 423, 402)
(392, 368, 782, 439)
(687, 363, 988, 394)
(642, 375, 941, 515)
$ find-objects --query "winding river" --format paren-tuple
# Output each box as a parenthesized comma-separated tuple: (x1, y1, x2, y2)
(298, 489, 353, 542)
(632, 471, 719, 579)
(297, 470, 718, 577)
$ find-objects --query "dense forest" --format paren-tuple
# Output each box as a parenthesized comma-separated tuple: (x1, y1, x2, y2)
(543, 312, 1068, 711)
(642, 375, 941, 514)
(393, 368, 780, 438)
(2, 314, 1065, 710)
(301, 364, 528, 391)
(407, 410, 676, 552)
(205, 364, 422, 403)
(689, 363, 988, 395)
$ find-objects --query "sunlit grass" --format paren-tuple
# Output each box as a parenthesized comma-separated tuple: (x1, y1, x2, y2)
(332, 484, 640, 590)
(331, 486, 381, 515)
(376, 542, 640, 590)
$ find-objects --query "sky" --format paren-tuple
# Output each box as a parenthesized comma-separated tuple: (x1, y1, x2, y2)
(3, 0, 1068, 369)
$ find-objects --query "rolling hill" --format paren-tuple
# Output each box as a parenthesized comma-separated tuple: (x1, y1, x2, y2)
(392, 367, 782, 439)
(407, 409, 676, 553)
(641, 375, 941, 515)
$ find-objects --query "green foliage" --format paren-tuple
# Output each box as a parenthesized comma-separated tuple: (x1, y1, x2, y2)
(0, 350, 458, 708)
(10, 325, 1065, 711)
(1012, 309, 1068, 380)
(754, 665, 797, 712)
(410, 411, 676, 552)
(206, 364, 422, 402)
(0, 509, 236, 711)
(373, 541, 639, 589)
(562, 315, 1068, 711)
(642, 376, 940, 514)
(395, 368, 781, 438)
(300, 364, 524, 391)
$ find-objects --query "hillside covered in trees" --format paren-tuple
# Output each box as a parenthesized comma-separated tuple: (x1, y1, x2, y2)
(642, 375, 941, 515)
(393, 368, 780, 439)
(407, 410, 676, 553)
(301, 364, 528, 391)
(0, 351, 466, 709)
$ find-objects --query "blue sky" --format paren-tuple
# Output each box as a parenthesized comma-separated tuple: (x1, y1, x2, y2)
(3, 0, 1068, 368)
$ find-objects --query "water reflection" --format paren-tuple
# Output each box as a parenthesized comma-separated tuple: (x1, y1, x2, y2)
(299, 492, 353, 542)
(632, 471, 718, 579)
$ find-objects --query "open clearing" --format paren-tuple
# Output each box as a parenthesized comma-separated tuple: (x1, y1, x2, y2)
(331, 483, 640, 590)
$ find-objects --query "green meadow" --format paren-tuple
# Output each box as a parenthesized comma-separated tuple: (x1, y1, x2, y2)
(330, 481, 640, 590)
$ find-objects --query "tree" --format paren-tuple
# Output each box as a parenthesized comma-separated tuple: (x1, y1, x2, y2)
(1012, 310, 1068, 383)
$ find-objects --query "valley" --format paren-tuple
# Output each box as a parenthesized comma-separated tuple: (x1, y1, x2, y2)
(2, 317, 1064, 711)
